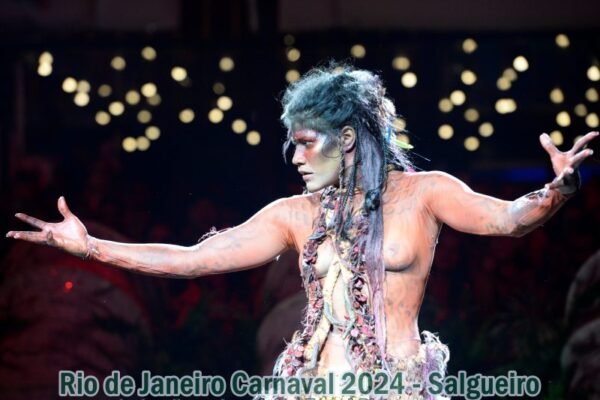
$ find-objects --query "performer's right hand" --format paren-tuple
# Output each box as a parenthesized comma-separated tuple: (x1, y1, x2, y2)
(6, 196, 90, 258)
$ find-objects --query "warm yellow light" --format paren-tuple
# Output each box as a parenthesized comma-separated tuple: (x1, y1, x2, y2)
(550, 130, 563, 145)
(145, 126, 161, 140)
(286, 69, 300, 83)
(464, 136, 480, 151)
(246, 130, 261, 145)
(574, 135, 583, 144)
(147, 94, 161, 106)
(495, 98, 517, 114)
(111, 56, 126, 71)
(479, 122, 494, 137)
(95, 111, 111, 126)
(586, 113, 599, 128)
(350, 44, 366, 58)
(141, 46, 157, 61)
(98, 84, 112, 97)
(171, 66, 187, 82)
(392, 56, 410, 71)
(179, 109, 195, 124)
(401, 72, 417, 88)
(397, 133, 410, 145)
(461, 70, 477, 85)
(587, 65, 600, 81)
(393, 118, 406, 131)
(464, 108, 479, 122)
(207, 108, 223, 123)
(287, 48, 301, 62)
(462, 38, 477, 53)
(219, 57, 235, 72)
(497, 77, 511, 91)
(39, 51, 53, 64)
(122, 137, 136, 152)
(125, 90, 141, 105)
(217, 96, 233, 111)
(137, 110, 152, 124)
(74, 92, 89, 107)
(136, 136, 150, 151)
(438, 98, 453, 113)
(574, 104, 588, 117)
(231, 119, 247, 134)
(37, 63, 52, 76)
(108, 101, 125, 116)
(62, 77, 77, 93)
(513, 56, 529, 72)
(141, 83, 157, 97)
(503, 68, 518, 81)
(213, 82, 226, 95)
(76, 80, 91, 93)
(450, 90, 466, 106)
(438, 124, 454, 140)
(585, 87, 599, 102)
(283, 34, 295, 46)
(550, 87, 564, 104)
(555, 34, 570, 48)
(556, 111, 571, 127)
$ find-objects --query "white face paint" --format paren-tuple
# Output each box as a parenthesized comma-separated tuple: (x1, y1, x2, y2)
(291, 129, 342, 192)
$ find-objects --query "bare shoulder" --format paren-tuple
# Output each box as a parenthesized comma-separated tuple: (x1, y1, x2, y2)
(397, 170, 464, 192)
(271, 191, 321, 230)
(385, 170, 456, 194)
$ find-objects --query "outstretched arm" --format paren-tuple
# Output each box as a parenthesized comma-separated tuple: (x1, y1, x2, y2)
(425, 131, 597, 237)
(6, 196, 298, 278)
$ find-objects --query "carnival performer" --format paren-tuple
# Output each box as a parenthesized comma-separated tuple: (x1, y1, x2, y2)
(6, 66, 597, 399)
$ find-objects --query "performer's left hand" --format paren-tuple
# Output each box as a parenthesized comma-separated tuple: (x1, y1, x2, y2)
(539, 131, 598, 191)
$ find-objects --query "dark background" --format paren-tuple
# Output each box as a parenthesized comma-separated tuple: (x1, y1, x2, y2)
(0, 1, 599, 399)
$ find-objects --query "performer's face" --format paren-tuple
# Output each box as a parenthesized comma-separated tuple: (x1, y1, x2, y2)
(291, 129, 342, 192)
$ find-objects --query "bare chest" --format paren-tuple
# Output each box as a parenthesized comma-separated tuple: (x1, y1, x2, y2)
(297, 202, 439, 279)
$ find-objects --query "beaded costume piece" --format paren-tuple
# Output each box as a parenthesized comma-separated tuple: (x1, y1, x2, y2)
(265, 186, 449, 400)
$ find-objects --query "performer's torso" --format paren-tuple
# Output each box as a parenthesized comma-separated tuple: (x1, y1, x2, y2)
(291, 171, 442, 374)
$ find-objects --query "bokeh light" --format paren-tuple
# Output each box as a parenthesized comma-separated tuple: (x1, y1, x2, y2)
(122, 137, 136, 152)
(141, 46, 157, 61)
(550, 130, 564, 145)
(438, 124, 454, 139)
(450, 90, 466, 106)
(555, 34, 570, 48)
(208, 108, 223, 123)
(111, 56, 126, 70)
(461, 70, 477, 85)
(246, 130, 261, 145)
(464, 136, 480, 151)
(145, 126, 161, 140)
(479, 122, 494, 137)
(171, 67, 188, 82)
(137, 110, 152, 123)
(392, 56, 410, 71)
(232, 119, 247, 134)
(556, 111, 571, 127)
(179, 109, 195, 123)
(350, 44, 366, 58)
(550, 88, 564, 103)
(401, 72, 417, 88)
(219, 57, 235, 72)
(62, 77, 77, 93)
(513, 56, 529, 72)
(462, 38, 477, 53)
(217, 96, 233, 111)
